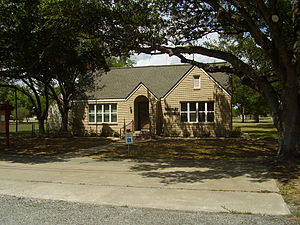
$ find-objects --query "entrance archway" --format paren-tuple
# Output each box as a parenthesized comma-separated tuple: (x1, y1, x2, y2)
(134, 95, 150, 131)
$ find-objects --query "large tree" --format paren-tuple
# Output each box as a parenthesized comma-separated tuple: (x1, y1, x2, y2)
(0, 0, 128, 133)
(128, 0, 300, 160)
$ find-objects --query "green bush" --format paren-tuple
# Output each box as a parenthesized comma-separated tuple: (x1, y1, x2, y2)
(228, 127, 242, 138)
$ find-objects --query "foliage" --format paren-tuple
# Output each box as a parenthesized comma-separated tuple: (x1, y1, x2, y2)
(233, 75, 270, 121)
(228, 127, 242, 138)
(0, 0, 137, 132)
(127, 0, 300, 159)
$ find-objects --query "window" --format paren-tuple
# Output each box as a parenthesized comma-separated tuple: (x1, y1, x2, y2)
(193, 75, 201, 89)
(88, 104, 117, 123)
(180, 101, 214, 123)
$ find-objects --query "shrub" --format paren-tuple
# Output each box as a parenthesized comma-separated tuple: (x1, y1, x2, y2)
(183, 129, 191, 137)
(228, 127, 242, 138)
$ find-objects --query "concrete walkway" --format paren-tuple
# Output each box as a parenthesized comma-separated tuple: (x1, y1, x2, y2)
(0, 148, 290, 215)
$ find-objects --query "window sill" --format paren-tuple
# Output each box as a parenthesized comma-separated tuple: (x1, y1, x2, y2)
(193, 88, 201, 90)
(88, 122, 118, 125)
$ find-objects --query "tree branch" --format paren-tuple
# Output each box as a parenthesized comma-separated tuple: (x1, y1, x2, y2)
(139, 44, 280, 114)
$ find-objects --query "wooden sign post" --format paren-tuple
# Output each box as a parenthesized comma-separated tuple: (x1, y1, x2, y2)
(0, 104, 14, 146)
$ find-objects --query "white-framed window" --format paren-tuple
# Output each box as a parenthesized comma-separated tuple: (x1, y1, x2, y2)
(88, 104, 117, 123)
(180, 101, 214, 123)
(193, 75, 201, 89)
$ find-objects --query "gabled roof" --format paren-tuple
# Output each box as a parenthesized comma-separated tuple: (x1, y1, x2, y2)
(86, 64, 231, 100)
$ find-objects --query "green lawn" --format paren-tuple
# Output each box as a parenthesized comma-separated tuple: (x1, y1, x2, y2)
(233, 122, 278, 140)
(9, 122, 37, 133)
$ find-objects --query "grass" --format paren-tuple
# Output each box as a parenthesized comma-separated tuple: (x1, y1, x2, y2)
(0, 137, 112, 156)
(9, 122, 37, 133)
(88, 138, 277, 160)
(234, 122, 278, 140)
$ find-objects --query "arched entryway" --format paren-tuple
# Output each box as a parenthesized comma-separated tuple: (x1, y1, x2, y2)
(134, 95, 150, 131)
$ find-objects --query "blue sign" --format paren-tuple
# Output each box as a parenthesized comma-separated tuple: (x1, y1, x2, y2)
(125, 132, 133, 144)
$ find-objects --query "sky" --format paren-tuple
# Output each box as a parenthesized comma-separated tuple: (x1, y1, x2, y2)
(130, 53, 222, 67)
(130, 33, 222, 67)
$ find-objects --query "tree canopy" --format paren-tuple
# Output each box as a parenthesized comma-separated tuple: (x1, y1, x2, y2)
(1, 0, 299, 159)
(0, 0, 137, 133)
(125, 0, 300, 160)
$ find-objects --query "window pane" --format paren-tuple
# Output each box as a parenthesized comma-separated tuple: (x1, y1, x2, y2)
(207, 112, 214, 122)
(89, 105, 95, 113)
(111, 104, 117, 113)
(190, 113, 196, 122)
(181, 102, 187, 111)
(96, 114, 102, 122)
(104, 104, 109, 113)
(207, 102, 214, 111)
(199, 112, 206, 122)
(181, 113, 188, 122)
(198, 102, 205, 111)
(96, 105, 102, 113)
(190, 102, 196, 111)
(111, 114, 117, 122)
(89, 114, 95, 122)
(194, 77, 200, 88)
(104, 114, 109, 122)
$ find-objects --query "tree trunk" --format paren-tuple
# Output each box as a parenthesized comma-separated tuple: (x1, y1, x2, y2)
(254, 114, 259, 123)
(277, 114, 300, 160)
(60, 104, 70, 133)
(38, 117, 45, 135)
(241, 106, 245, 123)
(276, 79, 300, 160)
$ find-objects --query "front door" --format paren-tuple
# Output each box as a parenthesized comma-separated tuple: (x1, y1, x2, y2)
(137, 101, 149, 130)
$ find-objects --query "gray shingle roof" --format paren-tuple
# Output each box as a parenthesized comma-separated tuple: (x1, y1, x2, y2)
(86, 64, 231, 100)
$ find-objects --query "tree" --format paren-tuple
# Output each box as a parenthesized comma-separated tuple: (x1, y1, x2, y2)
(0, 0, 54, 134)
(0, 84, 34, 121)
(0, 0, 125, 133)
(233, 75, 270, 123)
(127, 0, 300, 160)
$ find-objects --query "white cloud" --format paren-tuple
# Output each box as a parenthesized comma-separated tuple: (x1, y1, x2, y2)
(130, 33, 223, 67)
(131, 53, 222, 67)
(130, 53, 181, 67)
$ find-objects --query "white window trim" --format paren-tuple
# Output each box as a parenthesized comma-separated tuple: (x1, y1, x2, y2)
(180, 102, 215, 123)
(88, 103, 118, 123)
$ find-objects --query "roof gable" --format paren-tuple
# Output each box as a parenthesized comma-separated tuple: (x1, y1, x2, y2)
(85, 64, 231, 100)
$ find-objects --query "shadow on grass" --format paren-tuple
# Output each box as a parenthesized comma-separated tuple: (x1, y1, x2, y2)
(0, 137, 112, 164)
(91, 139, 278, 160)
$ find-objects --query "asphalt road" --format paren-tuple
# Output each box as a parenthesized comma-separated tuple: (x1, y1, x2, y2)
(0, 195, 297, 225)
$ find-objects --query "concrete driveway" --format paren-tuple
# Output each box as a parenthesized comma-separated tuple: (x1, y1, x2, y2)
(0, 151, 290, 215)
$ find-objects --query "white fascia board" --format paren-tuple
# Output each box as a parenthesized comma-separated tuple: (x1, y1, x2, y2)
(125, 83, 158, 101)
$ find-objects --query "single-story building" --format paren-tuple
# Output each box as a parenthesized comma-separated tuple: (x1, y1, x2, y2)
(71, 64, 232, 137)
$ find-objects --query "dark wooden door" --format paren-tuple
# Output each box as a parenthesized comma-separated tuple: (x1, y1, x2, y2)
(138, 102, 149, 130)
